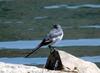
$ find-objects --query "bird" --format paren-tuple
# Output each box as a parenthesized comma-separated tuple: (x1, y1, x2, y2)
(25, 24, 63, 57)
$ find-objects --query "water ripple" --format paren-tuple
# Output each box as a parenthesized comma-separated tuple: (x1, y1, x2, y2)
(0, 38, 100, 49)
(44, 4, 100, 9)
(0, 56, 100, 65)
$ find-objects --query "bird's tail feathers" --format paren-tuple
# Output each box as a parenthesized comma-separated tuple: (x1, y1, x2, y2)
(25, 44, 42, 57)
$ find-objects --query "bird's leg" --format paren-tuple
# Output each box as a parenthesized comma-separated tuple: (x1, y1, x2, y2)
(48, 45, 55, 53)
(48, 45, 54, 49)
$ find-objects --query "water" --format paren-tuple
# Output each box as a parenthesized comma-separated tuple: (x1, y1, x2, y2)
(0, 57, 47, 65)
(0, 38, 100, 49)
(81, 56, 100, 63)
(79, 25, 100, 29)
(0, 38, 100, 65)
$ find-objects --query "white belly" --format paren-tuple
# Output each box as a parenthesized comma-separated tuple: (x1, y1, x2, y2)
(51, 33, 63, 45)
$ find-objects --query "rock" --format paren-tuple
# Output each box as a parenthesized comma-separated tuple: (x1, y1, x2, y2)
(0, 62, 72, 73)
(45, 49, 63, 70)
(0, 49, 100, 73)
(45, 49, 100, 73)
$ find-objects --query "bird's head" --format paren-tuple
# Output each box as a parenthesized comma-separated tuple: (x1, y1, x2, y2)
(53, 24, 61, 29)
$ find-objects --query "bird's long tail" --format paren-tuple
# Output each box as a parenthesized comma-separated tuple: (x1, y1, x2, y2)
(25, 44, 42, 57)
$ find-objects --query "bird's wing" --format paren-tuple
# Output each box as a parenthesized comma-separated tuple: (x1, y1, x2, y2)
(46, 29, 63, 39)
(40, 38, 53, 46)
(40, 28, 63, 46)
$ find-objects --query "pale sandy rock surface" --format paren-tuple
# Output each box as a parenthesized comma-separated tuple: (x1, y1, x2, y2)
(0, 62, 73, 73)
(58, 50, 100, 73)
